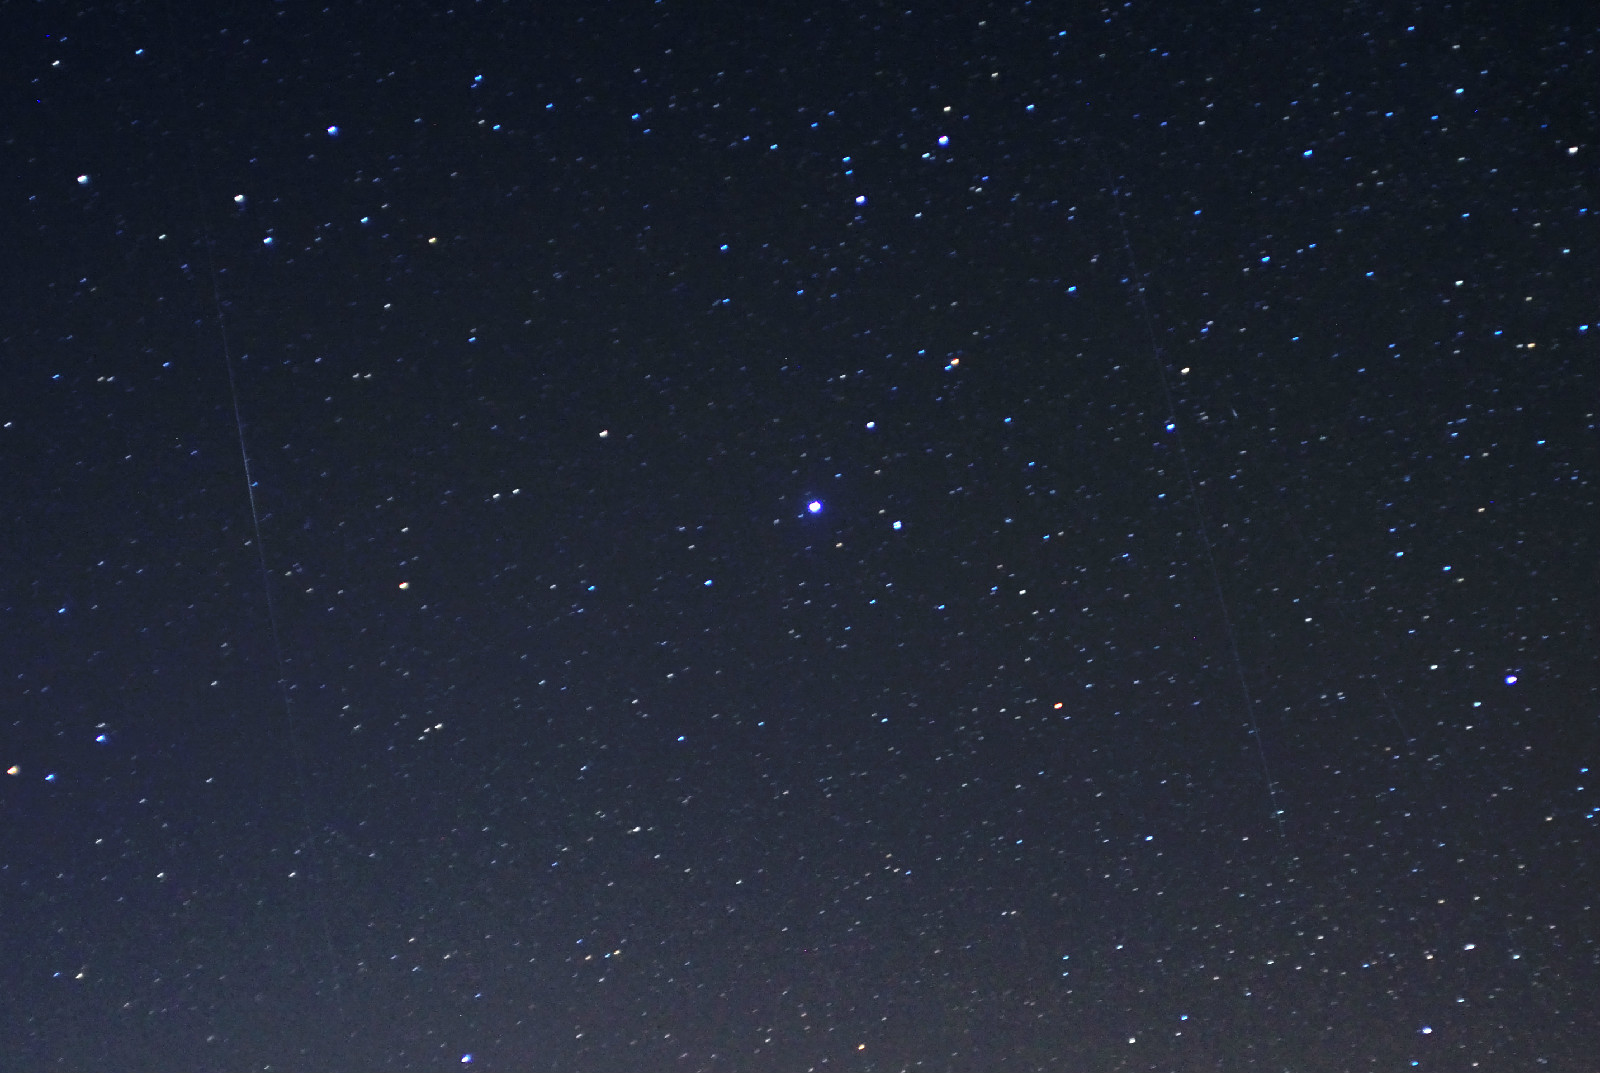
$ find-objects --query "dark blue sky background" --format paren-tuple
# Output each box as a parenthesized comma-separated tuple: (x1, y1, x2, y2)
(3, 1, 1596, 1069)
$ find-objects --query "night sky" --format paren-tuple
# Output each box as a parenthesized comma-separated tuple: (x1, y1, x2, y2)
(5, 2, 1597, 1070)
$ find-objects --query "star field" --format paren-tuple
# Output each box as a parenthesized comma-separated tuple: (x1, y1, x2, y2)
(3, 2, 1596, 1070)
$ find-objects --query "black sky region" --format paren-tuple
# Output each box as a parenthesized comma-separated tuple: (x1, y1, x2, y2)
(3, 1, 1597, 1070)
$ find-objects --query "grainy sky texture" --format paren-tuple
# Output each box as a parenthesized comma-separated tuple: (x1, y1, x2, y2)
(4, 1, 1597, 1070)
